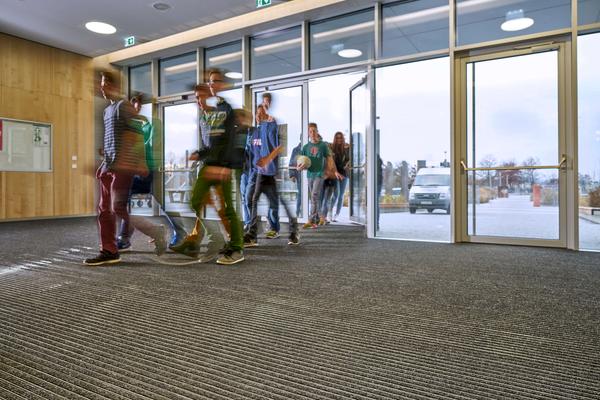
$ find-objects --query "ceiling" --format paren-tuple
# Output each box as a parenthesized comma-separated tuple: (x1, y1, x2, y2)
(0, 0, 294, 57)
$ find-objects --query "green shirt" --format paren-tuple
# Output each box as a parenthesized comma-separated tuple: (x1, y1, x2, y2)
(301, 141, 331, 179)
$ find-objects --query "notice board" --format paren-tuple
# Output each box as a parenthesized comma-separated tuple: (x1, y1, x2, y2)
(0, 118, 52, 172)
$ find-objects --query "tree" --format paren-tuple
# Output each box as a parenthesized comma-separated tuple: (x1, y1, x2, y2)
(499, 159, 522, 189)
(522, 157, 540, 188)
(479, 155, 497, 188)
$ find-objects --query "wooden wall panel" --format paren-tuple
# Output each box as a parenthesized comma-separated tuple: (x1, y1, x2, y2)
(0, 33, 95, 221)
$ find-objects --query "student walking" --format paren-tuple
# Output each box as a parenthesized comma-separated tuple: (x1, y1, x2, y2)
(170, 70, 244, 265)
(84, 72, 166, 266)
(298, 122, 332, 229)
(244, 105, 299, 246)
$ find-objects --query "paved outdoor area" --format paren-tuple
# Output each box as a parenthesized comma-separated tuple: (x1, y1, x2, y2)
(378, 195, 600, 249)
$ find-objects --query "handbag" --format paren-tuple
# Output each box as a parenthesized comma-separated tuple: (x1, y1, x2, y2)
(324, 154, 337, 180)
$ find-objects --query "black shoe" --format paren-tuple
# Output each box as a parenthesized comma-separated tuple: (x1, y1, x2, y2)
(243, 235, 258, 248)
(117, 240, 131, 252)
(288, 233, 300, 245)
(84, 250, 121, 266)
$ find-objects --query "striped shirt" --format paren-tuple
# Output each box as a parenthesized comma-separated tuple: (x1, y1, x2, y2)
(102, 99, 127, 167)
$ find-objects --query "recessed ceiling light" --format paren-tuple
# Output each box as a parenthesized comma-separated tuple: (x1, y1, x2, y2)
(225, 72, 243, 80)
(338, 49, 362, 58)
(152, 2, 171, 11)
(85, 21, 117, 35)
(501, 9, 534, 32)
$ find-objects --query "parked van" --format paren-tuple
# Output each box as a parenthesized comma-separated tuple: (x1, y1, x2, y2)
(408, 167, 451, 214)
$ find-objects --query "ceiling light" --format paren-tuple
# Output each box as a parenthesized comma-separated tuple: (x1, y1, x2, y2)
(225, 72, 243, 80)
(500, 9, 534, 32)
(338, 49, 362, 58)
(85, 21, 117, 35)
(152, 2, 171, 11)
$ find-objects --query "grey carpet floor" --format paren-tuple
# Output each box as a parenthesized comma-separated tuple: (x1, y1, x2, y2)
(0, 217, 599, 399)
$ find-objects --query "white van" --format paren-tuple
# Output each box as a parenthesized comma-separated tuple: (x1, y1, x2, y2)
(408, 167, 451, 214)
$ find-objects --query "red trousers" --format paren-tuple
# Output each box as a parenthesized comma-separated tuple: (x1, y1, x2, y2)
(97, 167, 134, 254)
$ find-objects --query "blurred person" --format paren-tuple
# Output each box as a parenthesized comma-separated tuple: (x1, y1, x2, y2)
(329, 131, 350, 222)
(170, 71, 244, 265)
(288, 138, 303, 216)
(84, 72, 166, 266)
(116, 94, 180, 250)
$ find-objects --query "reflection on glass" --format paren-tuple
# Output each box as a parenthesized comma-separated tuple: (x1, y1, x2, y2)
(160, 52, 197, 96)
(163, 103, 198, 212)
(251, 27, 302, 80)
(375, 57, 450, 241)
(205, 41, 242, 85)
(578, 33, 600, 250)
(310, 9, 374, 70)
(129, 63, 152, 98)
(382, 0, 449, 58)
(466, 51, 559, 240)
(253, 86, 304, 218)
(578, 0, 600, 26)
(309, 72, 366, 221)
(456, 0, 571, 47)
(350, 80, 368, 224)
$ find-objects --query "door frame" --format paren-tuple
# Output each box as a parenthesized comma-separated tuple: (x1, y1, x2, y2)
(348, 75, 370, 226)
(454, 40, 574, 247)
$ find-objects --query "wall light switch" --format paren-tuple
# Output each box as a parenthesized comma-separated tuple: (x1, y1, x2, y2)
(71, 155, 78, 161)
(71, 164, 77, 169)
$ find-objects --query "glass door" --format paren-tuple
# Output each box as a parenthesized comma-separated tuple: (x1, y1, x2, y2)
(161, 102, 198, 216)
(349, 77, 368, 224)
(251, 84, 305, 219)
(458, 43, 568, 246)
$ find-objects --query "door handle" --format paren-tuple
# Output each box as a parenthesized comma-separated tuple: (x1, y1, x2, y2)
(461, 155, 567, 172)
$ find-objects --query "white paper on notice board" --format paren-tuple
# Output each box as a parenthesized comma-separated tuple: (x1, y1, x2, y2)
(0, 118, 52, 172)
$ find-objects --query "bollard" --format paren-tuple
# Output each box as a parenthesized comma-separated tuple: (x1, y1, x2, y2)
(532, 184, 541, 207)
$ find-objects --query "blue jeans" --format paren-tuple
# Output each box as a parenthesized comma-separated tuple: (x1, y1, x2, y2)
(240, 172, 251, 226)
(333, 176, 348, 216)
(244, 172, 277, 230)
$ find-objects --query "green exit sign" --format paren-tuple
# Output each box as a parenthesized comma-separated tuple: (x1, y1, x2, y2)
(124, 36, 135, 47)
(256, 0, 271, 8)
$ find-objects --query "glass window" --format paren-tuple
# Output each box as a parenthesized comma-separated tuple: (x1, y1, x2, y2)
(129, 63, 152, 99)
(579, 0, 600, 26)
(251, 26, 302, 80)
(205, 41, 242, 85)
(375, 57, 450, 241)
(456, 0, 571, 47)
(159, 52, 197, 96)
(163, 103, 198, 213)
(309, 72, 366, 222)
(578, 33, 600, 250)
(382, 0, 449, 59)
(218, 88, 243, 109)
(310, 9, 374, 70)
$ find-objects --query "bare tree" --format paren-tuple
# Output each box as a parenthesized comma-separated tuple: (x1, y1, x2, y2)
(522, 157, 540, 187)
(479, 154, 497, 187)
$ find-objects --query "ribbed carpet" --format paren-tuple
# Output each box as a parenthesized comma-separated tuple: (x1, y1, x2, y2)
(0, 217, 599, 399)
